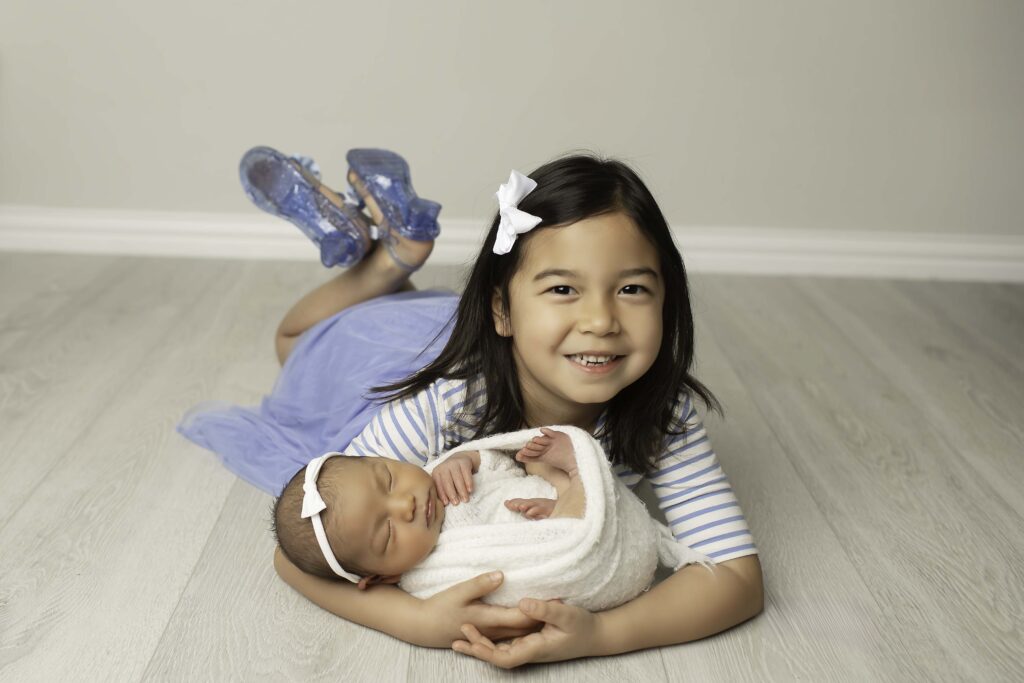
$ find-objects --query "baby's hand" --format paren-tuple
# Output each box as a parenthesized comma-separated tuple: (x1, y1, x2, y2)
(432, 451, 480, 506)
(504, 497, 556, 520)
(515, 427, 578, 477)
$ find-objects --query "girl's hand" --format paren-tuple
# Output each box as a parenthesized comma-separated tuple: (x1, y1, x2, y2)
(417, 571, 543, 647)
(432, 451, 479, 505)
(452, 598, 600, 668)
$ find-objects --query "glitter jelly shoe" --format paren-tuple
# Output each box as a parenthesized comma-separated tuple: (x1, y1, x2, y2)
(239, 146, 371, 268)
(345, 149, 442, 245)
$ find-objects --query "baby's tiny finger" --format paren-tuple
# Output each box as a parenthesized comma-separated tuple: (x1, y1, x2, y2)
(443, 473, 460, 506)
(453, 480, 468, 504)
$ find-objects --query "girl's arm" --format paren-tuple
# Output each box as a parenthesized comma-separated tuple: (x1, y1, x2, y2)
(593, 554, 763, 654)
(590, 393, 765, 654)
(273, 547, 541, 648)
(453, 554, 763, 667)
(454, 399, 763, 666)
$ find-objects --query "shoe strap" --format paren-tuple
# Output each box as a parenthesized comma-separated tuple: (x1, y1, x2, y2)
(290, 155, 321, 180)
(384, 236, 420, 273)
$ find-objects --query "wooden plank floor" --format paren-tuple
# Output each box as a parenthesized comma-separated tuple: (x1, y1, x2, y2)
(0, 252, 1020, 682)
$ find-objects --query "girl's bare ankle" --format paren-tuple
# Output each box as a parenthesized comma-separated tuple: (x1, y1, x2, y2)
(366, 243, 416, 283)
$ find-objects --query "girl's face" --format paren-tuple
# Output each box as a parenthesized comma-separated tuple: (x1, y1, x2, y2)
(494, 211, 665, 427)
(326, 457, 444, 580)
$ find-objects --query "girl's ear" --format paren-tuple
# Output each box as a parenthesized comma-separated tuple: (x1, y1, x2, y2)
(491, 288, 512, 337)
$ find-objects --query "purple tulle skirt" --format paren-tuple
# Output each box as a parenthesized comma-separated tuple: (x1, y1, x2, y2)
(176, 289, 458, 496)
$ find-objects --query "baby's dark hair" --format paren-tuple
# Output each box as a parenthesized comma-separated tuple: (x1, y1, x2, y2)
(369, 150, 721, 477)
(271, 459, 370, 580)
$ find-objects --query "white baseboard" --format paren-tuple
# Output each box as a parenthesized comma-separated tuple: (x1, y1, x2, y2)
(1, 205, 1022, 282)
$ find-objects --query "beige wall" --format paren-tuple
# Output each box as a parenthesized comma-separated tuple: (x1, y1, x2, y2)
(1, 1, 1021, 236)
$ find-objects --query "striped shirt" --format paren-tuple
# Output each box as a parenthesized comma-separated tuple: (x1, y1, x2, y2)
(347, 376, 758, 563)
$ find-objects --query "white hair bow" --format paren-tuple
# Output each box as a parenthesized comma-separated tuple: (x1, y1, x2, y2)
(300, 451, 362, 583)
(493, 170, 542, 255)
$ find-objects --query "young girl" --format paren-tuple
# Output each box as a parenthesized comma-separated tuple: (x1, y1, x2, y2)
(178, 147, 762, 668)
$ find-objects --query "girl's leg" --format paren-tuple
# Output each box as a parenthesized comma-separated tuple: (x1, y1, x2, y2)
(274, 247, 405, 364)
(274, 170, 435, 365)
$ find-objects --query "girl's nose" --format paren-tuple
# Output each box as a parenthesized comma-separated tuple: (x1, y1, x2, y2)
(577, 296, 620, 335)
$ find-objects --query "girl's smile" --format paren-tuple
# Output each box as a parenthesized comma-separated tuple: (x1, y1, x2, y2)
(495, 211, 664, 428)
(565, 353, 626, 374)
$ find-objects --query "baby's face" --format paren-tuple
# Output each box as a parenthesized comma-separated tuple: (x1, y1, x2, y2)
(326, 457, 445, 579)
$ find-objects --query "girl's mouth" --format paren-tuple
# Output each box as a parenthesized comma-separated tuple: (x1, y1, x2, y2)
(566, 354, 624, 374)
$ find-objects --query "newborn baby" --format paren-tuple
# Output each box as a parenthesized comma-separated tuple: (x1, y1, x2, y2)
(272, 428, 583, 590)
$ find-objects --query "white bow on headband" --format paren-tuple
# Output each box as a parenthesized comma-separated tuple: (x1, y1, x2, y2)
(493, 170, 542, 255)
(301, 451, 363, 583)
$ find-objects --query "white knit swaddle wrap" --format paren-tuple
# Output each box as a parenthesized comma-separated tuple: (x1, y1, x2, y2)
(398, 425, 716, 611)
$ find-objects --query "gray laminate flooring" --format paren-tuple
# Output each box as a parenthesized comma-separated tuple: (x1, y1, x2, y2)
(0, 252, 1021, 682)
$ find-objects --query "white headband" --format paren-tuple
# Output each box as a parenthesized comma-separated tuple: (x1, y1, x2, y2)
(493, 169, 542, 255)
(300, 451, 363, 583)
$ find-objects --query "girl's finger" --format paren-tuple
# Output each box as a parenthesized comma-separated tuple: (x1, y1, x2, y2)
(471, 602, 544, 630)
(461, 623, 496, 650)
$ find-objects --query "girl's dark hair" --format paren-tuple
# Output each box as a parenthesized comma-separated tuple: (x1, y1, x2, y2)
(370, 150, 720, 476)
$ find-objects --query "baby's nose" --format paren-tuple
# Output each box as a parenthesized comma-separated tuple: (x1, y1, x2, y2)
(390, 492, 415, 521)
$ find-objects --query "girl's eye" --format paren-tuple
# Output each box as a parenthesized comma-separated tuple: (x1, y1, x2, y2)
(546, 285, 575, 296)
(621, 284, 649, 295)
(544, 284, 647, 294)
